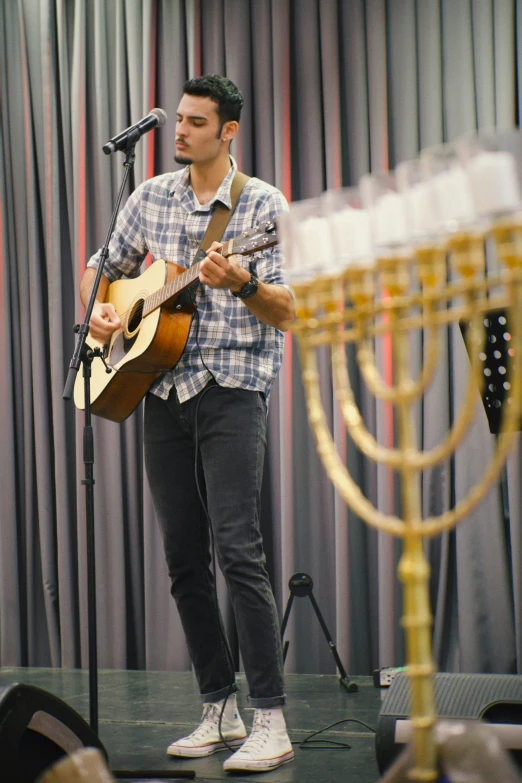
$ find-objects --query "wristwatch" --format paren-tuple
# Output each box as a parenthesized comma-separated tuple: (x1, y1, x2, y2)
(232, 273, 259, 299)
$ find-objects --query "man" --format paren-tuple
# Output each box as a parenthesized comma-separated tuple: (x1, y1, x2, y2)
(80, 74, 295, 773)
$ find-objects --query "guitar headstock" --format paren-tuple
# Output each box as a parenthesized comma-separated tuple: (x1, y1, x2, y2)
(230, 221, 279, 256)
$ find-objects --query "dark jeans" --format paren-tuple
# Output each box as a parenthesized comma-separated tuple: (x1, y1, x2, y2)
(144, 382, 285, 708)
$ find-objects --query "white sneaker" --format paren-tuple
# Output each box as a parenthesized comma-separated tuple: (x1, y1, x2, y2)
(223, 706, 294, 772)
(167, 695, 247, 758)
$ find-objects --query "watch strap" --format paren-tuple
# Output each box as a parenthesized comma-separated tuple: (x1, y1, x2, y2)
(232, 273, 259, 299)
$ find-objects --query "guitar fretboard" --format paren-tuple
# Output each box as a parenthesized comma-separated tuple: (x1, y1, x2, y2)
(142, 260, 202, 317)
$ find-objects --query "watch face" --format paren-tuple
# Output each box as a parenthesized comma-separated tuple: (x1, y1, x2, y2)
(235, 274, 259, 299)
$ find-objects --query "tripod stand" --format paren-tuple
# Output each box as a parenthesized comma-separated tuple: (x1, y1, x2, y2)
(280, 573, 358, 693)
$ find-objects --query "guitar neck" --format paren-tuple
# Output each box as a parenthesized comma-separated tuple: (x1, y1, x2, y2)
(142, 238, 246, 316)
(142, 259, 202, 317)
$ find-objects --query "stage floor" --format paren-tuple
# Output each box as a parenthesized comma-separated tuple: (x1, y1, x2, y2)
(0, 667, 383, 782)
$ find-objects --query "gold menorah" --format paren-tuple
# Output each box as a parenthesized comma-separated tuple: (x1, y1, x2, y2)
(280, 141, 522, 782)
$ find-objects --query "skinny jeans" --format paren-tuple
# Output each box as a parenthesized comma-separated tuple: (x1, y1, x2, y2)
(144, 382, 285, 707)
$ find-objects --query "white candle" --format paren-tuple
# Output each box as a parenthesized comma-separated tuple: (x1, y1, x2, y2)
(327, 207, 374, 267)
(373, 192, 408, 246)
(296, 215, 336, 274)
(467, 150, 521, 216)
(406, 181, 439, 239)
(349, 209, 374, 262)
(433, 166, 476, 226)
(328, 207, 354, 259)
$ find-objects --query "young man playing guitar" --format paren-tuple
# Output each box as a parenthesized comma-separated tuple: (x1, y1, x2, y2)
(80, 74, 295, 773)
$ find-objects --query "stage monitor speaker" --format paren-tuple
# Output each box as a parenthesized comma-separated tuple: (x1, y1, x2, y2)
(376, 672, 522, 774)
(0, 682, 107, 783)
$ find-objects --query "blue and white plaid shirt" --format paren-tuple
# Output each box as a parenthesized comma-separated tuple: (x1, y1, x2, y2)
(87, 157, 289, 402)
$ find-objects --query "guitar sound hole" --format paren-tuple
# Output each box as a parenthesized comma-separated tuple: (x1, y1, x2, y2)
(126, 299, 144, 336)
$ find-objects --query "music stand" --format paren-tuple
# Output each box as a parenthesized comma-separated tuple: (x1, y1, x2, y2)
(460, 308, 519, 435)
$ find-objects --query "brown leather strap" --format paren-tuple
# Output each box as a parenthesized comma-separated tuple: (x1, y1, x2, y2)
(196, 171, 250, 257)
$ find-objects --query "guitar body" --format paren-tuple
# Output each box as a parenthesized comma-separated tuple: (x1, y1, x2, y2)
(74, 260, 194, 422)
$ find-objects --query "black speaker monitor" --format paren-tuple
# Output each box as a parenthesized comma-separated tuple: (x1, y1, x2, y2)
(0, 682, 107, 783)
(376, 672, 522, 774)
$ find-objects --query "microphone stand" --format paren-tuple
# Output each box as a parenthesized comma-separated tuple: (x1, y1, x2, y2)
(63, 134, 195, 779)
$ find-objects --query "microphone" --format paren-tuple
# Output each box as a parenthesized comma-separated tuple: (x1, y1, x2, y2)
(102, 108, 168, 155)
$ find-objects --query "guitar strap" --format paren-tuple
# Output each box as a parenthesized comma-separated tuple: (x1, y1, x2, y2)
(178, 171, 250, 308)
(194, 170, 251, 262)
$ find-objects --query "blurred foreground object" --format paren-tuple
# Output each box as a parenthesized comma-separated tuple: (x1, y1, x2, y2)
(36, 748, 114, 783)
(280, 128, 522, 781)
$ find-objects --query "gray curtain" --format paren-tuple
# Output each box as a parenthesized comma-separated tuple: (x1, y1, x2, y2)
(1, 0, 521, 678)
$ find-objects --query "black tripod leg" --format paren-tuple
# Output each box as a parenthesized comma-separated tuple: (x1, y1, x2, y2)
(308, 592, 358, 692)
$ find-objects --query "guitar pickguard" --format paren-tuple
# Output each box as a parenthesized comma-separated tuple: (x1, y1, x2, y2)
(109, 328, 138, 367)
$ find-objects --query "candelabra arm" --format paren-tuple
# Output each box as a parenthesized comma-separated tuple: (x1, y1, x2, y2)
(356, 305, 441, 404)
(330, 310, 486, 471)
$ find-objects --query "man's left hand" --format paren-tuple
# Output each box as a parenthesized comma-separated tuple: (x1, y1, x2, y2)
(199, 240, 250, 293)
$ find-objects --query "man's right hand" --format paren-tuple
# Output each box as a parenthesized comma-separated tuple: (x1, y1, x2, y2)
(89, 302, 123, 344)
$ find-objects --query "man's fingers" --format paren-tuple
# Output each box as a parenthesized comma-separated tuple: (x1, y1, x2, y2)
(206, 240, 223, 254)
(94, 303, 122, 328)
(200, 254, 225, 280)
(206, 250, 228, 268)
(89, 303, 123, 343)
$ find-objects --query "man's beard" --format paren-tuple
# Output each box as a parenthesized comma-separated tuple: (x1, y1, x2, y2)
(174, 151, 193, 165)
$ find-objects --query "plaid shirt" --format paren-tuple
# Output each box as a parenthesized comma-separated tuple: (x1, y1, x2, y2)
(88, 158, 289, 403)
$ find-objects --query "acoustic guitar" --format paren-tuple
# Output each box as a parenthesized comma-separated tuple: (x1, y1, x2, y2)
(74, 221, 279, 423)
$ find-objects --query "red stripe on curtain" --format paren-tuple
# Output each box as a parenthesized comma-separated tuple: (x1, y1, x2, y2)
(0, 184, 4, 311)
(331, 113, 341, 190)
(147, 1, 157, 181)
(194, 0, 202, 76)
(282, 88, 291, 202)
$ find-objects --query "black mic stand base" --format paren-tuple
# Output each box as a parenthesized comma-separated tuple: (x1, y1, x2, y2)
(280, 572, 358, 693)
(112, 770, 195, 780)
(339, 676, 359, 693)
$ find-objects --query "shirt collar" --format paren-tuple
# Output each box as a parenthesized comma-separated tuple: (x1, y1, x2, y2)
(170, 156, 238, 213)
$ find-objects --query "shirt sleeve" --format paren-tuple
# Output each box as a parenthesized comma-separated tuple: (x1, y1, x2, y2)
(248, 189, 292, 294)
(86, 183, 148, 281)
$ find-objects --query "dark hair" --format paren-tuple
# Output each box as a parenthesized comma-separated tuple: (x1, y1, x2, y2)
(183, 74, 243, 127)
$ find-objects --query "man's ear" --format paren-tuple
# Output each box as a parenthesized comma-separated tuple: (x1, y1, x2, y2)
(221, 120, 239, 143)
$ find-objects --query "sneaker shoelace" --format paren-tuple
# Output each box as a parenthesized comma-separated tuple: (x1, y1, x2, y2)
(189, 702, 220, 741)
(239, 711, 272, 753)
